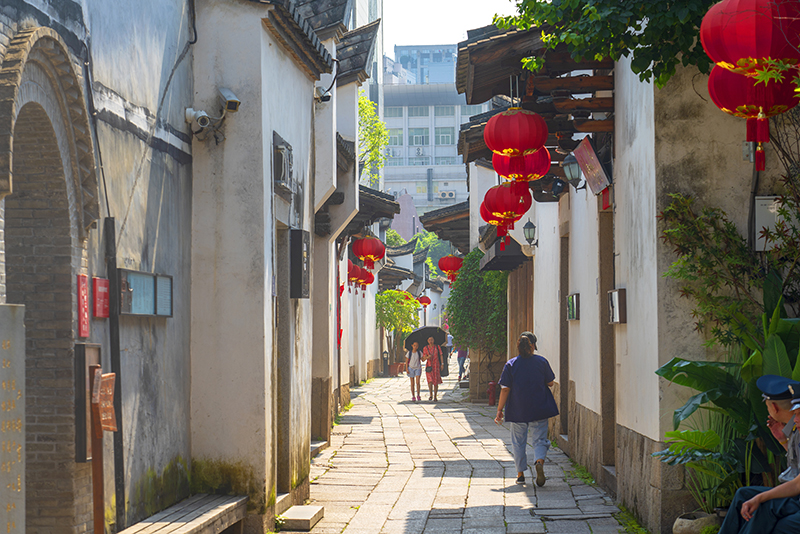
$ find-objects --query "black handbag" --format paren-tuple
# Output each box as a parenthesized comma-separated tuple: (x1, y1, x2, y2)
(425, 365, 433, 373)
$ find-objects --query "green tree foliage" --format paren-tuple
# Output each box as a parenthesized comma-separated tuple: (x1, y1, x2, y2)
(375, 289, 420, 361)
(446, 249, 508, 378)
(412, 229, 449, 278)
(357, 95, 389, 188)
(495, 0, 716, 88)
(385, 228, 406, 247)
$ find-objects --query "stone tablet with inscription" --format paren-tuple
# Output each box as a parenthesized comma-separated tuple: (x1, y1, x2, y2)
(0, 305, 24, 534)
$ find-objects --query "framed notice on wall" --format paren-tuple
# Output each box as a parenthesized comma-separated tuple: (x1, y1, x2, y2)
(608, 289, 627, 324)
(75, 343, 101, 462)
(119, 270, 173, 317)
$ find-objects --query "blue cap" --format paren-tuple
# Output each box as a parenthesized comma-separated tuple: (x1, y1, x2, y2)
(757, 375, 800, 401)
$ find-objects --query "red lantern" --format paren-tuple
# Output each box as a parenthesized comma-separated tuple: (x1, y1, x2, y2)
(438, 255, 463, 283)
(492, 147, 551, 182)
(347, 260, 357, 292)
(480, 201, 511, 248)
(701, 0, 800, 77)
(708, 65, 798, 169)
(484, 183, 532, 228)
(483, 108, 548, 157)
(418, 296, 431, 308)
(358, 270, 374, 297)
(352, 236, 386, 270)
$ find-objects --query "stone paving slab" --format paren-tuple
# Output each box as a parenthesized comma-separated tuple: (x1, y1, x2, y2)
(304, 365, 626, 534)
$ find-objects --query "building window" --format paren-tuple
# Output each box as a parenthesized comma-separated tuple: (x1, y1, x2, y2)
(408, 128, 429, 146)
(434, 106, 454, 117)
(416, 181, 427, 194)
(433, 51, 442, 63)
(435, 156, 460, 165)
(388, 128, 403, 146)
(409, 157, 430, 166)
(386, 158, 404, 166)
(385, 107, 403, 118)
(435, 127, 455, 145)
(408, 106, 429, 117)
(461, 104, 483, 117)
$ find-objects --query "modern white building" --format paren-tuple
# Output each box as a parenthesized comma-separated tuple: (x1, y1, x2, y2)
(383, 83, 488, 216)
(394, 44, 458, 85)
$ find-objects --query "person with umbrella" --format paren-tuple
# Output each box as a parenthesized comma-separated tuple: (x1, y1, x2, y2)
(422, 336, 444, 401)
(405, 340, 423, 402)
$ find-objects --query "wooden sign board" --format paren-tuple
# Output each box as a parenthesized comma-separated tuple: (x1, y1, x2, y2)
(91, 371, 116, 433)
(573, 137, 610, 196)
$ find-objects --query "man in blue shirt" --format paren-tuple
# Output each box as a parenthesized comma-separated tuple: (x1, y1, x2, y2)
(494, 332, 558, 487)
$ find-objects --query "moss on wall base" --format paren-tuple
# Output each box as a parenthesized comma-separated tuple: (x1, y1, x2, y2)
(191, 457, 267, 513)
(128, 456, 191, 523)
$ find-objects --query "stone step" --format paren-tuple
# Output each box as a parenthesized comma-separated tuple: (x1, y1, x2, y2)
(275, 492, 292, 515)
(282, 505, 324, 531)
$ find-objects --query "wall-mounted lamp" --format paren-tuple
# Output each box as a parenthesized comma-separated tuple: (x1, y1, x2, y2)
(523, 219, 538, 247)
(561, 153, 586, 190)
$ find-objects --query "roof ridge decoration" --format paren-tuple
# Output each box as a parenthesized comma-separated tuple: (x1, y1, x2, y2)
(294, 0, 353, 42)
(387, 237, 417, 256)
(337, 18, 381, 86)
(259, 0, 334, 80)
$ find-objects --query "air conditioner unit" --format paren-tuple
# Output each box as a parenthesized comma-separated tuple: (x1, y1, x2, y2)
(438, 190, 455, 200)
(384, 148, 392, 157)
(415, 147, 425, 156)
(393, 148, 402, 157)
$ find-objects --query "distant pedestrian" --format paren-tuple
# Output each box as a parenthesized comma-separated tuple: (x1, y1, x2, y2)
(406, 341, 423, 402)
(422, 336, 443, 401)
(494, 333, 558, 487)
(456, 346, 468, 381)
(442, 329, 454, 377)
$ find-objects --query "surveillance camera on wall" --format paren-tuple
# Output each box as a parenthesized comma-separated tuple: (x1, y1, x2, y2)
(218, 87, 241, 113)
(185, 108, 211, 129)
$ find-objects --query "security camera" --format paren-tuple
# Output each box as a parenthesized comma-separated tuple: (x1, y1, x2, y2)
(218, 87, 240, 113)
(185, 108, 211, 128)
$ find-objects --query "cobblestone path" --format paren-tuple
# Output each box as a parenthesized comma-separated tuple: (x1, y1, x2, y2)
(299, 364, 624, 534)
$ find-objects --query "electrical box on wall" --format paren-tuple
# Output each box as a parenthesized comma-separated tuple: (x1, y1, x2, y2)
(290, 229, 310, 298)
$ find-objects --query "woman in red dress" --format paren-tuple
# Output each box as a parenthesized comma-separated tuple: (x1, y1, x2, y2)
(422, 336, 443, 401)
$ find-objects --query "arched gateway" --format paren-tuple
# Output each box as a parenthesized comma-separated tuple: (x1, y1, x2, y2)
(0, 27, 101, 532)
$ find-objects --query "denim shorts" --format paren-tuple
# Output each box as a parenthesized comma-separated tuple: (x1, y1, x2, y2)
(408, 367, 421, 377)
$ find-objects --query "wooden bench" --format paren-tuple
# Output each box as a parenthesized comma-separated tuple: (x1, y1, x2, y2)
(119, 494, 248, 534)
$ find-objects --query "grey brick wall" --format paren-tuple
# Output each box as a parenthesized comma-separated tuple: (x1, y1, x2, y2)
(5, 103, 86, 533)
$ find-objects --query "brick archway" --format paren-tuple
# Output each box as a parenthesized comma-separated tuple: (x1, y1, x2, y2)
(0, 27, 100, 533)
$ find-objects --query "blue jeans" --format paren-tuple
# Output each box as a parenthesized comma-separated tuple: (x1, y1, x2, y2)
(719, 486, 800, 534)
(457, 357, 466, 377)
(510, 420, 550, 473)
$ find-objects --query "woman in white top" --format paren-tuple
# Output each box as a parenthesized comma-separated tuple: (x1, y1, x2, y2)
(406, 341, 423, 402)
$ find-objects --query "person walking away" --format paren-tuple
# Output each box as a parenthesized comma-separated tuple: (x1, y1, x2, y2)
(422, 336, 443, 401)
(456, 346, 468, 381)
(717, 384, 800, 533)
(494, 334, 558, 487)
(406, 341, 423, 401)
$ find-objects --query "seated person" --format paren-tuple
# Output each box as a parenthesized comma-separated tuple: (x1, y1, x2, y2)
(718, 379, 800, 534)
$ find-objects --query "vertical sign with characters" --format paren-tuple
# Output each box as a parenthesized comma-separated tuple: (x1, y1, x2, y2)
(78, 275, 90, 338)
(0, 305, 25, 534)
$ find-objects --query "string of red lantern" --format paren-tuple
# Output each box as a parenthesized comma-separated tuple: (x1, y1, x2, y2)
(438, 255, 463, 283)
(492, 147, 551, 195)
(484, 108, 548, 156)
(417, 296, 431, 308)
(352, 236, 386, 270)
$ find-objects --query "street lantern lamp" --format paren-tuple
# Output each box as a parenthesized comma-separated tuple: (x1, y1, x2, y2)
(523, 219, 538, 247)
(561, 153, 586, 190)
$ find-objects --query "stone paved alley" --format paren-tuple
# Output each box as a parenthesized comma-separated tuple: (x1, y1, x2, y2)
(297, 363, 626, 534)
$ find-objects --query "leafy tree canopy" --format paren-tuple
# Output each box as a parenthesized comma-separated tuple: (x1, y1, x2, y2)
(446, 248, 508, 358)
(495, 0, 716, 88)
(412, 229, 450, 278)
(375, 289, 420, 336)
(358, 95, 389, 187)
(385, 228, 406, 247)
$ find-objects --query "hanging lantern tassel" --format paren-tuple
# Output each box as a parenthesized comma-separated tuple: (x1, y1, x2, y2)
(756, 143, 766, 171)
(756, 111, 769, 143)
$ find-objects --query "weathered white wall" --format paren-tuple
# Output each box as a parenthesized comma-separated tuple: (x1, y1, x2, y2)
(613, 56, 660, 439)
(532, 203, 560, 377)
(314, 38, 338, 211)
(468, 163, 498, 249)
(568, 189, 602, 412)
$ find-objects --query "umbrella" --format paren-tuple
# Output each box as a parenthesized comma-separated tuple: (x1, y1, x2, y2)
(404, 326, 446, 351)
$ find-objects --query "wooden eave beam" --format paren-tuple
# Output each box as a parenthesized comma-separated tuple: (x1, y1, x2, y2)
(528, 75, 614, 95)
(522, 97, 614, 114)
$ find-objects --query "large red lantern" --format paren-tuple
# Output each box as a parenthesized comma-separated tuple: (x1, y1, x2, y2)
(417, 296, 431, 308)
(438, 255, 463, 283)
(358, 269, 374, 297)
(708, 65, 798, 169)
(352, 236, 386, 270)
(483, 108, 548, 157)
(480, 201, 514, 250)
(492, 147, 551, 182)
(701, 0, 800, 77)
(484, 183, 532, 226)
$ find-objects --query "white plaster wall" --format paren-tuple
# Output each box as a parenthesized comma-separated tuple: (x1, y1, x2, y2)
(533, 203, 560, 377)
(468, 164, 499, 249)
(613, 56, 660, 440)
(314, 38, 338, 211)
(568, 188, 602, 412)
